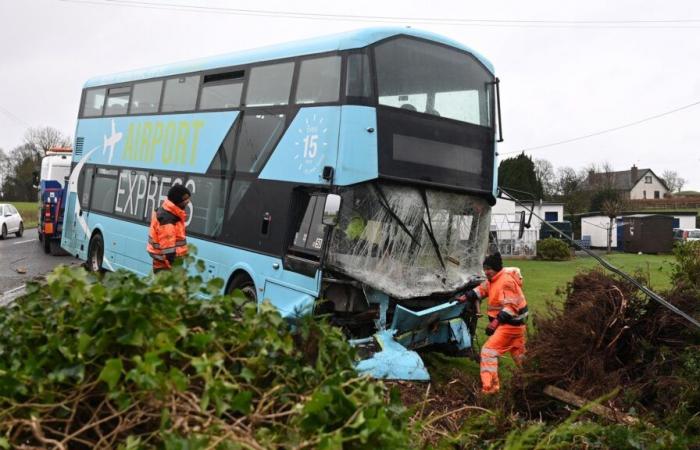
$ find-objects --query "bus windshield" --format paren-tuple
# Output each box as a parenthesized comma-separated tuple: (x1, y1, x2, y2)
(374, 37, 493, 127)
(326, 183, 491, 299)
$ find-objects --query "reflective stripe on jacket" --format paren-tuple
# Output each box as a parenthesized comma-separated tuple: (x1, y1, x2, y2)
(472, 268, 528, 325)
(146, 199, 188, 269)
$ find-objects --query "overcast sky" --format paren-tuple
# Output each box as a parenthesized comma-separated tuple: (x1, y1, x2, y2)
(2, 0, 699, 189)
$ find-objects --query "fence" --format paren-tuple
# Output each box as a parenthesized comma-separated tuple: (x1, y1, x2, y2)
(492, 229, 538, 257)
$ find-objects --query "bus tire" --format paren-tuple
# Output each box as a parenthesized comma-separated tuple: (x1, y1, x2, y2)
(227, 272, 257, 303)
(49, 239, 65, 256)
(87, 233, 104, 273)
(16, 222, 23, 238)
(43, 235, 51, 253)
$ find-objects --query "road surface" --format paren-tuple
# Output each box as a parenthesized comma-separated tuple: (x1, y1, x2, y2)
(0, 228, 78, 294)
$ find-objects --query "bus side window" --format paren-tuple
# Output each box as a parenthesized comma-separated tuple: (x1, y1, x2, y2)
(345, 53, 373, 100)
(130, 80, 162, 114)
(90, 168, 119, 214)
(82, 88, 106, 117)
(200, 70, 244, 110)
(104, 86, 131, 116)
(79, 166, 94, 209)
(295, 55, 341, 104)
(186, 175, 228, 237)
(245, 62, 294, 107)
(235, 113, 286, 173)
(290, 193, 326, 258)
(162, 75, 200, 112)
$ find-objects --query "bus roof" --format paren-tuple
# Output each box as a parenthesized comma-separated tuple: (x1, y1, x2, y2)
(84, 27, 494, 88)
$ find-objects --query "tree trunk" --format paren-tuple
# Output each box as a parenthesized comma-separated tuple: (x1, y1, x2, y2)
(607, 217, 613, 253)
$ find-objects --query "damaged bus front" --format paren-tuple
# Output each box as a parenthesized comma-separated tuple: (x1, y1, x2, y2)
(319, 184, 492, 380)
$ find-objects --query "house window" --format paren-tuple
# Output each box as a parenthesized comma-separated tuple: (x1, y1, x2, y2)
(645, 175, 652, 184)
(654, 191, 660, 199)
(544, 211, 558, 222)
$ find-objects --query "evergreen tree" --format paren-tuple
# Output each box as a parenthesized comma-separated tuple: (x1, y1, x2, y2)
(498, 152, 544, 199)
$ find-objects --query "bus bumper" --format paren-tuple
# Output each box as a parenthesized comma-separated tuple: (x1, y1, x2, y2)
(350, 301, 471, 381)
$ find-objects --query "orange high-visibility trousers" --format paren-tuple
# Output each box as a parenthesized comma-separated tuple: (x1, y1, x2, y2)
(480, 324, 526, 394)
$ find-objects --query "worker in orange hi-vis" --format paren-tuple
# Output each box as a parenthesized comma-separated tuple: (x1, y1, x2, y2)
(458, 253, 528, 394)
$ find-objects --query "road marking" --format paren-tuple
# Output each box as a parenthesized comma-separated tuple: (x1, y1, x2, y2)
(12, 239, 34, 245)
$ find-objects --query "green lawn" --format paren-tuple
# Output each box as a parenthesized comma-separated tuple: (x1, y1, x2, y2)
(504, 253, 675, 317)
(9, 202, 39, 229)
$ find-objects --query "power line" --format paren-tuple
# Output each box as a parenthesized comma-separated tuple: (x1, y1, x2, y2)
(0, 107, 30, 128)
(58, 0, 700, 29)
(502, 99, 700, 156)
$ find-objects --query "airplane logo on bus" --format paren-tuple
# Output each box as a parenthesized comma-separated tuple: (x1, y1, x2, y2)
(103, 119, 123, 163)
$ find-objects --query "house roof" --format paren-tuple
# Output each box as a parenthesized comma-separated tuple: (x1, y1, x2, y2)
(583, 168, 669, 191)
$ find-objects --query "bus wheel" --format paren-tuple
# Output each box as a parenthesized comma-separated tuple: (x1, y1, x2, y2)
(43, 235, 51, 253)
(227, 272, 257, 303)
(87, 233, 104, 273)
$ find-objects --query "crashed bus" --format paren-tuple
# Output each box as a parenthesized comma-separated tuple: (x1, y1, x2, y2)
(61, 27, 501, 380)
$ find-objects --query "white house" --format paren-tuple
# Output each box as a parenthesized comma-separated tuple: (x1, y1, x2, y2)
(491, 199, 566, 256)
(584, 165, 670, 200)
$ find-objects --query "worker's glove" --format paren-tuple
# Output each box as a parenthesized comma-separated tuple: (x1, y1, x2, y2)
(456, 289, 478, 303)
(485, 319, 500, 336)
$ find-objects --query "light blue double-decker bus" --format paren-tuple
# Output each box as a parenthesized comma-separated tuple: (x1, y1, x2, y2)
(62, 27, 501, 379)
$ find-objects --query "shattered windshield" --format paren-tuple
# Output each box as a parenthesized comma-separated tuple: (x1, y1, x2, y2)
(326, 183, 490, 299)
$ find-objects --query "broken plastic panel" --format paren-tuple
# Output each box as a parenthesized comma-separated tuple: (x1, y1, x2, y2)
(327, 183, 490, 299)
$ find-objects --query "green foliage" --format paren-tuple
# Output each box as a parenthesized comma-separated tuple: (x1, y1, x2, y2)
(536, 238, 571, 261)
(0, 263, 409, 448)
(498, 153, 543, 199)
(671, 240, 700, 288)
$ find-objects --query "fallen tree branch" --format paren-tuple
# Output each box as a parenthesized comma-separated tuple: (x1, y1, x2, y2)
(543, 385, 638, 425)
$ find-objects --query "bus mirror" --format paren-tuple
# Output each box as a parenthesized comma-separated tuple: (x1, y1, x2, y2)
(322, 194, 342, 227)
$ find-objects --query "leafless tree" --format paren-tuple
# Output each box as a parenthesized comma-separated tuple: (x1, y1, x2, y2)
(661, 170, 687, 193)
(601, 196, 627, 253)
(23, 126, 71, 158)
(534, 158, 557, 199)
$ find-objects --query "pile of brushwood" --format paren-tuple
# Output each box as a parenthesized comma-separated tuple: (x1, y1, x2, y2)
(515, 241, 700, 436)
(0, 260, 408, 449)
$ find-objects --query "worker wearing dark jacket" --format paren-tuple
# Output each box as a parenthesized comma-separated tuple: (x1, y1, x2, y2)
(460, 253, 528, 394)
(146, 185, 191, 272)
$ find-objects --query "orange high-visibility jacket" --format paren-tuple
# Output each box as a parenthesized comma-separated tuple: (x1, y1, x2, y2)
(146, 199, 188, 270)
(471, 269, 528, 325)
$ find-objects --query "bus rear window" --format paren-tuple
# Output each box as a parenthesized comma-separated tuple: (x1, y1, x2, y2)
(162, 75, 200, 112)
(83, 88, 106, 117)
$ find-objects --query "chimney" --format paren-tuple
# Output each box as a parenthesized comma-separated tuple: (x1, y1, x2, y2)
(631, 165, 638, 183)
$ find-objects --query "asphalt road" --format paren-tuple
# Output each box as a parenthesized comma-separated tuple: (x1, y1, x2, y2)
(0, 228, 78, 293)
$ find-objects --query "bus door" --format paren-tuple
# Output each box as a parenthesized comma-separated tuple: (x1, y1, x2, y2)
(263, 192, 327, 318)
(63, 166, 94, 258)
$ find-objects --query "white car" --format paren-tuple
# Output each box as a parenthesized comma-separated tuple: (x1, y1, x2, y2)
(0, 203, 24, 239)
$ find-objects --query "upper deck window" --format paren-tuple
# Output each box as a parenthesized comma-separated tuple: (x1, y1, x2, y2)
(130, 80, 162, 114)
(245, 62, 294, 107)
(83, 88, 106, 117)
(200, 71, 244, 110)
(104, 87, 131, 116)
(374, 38, 493, 127)
(346, 53, 372, 99)
(162, 75, 200, 112)
(295, 56, 341, 104)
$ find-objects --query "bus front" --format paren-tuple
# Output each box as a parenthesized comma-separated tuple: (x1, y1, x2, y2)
(325, 35, 498, 379)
